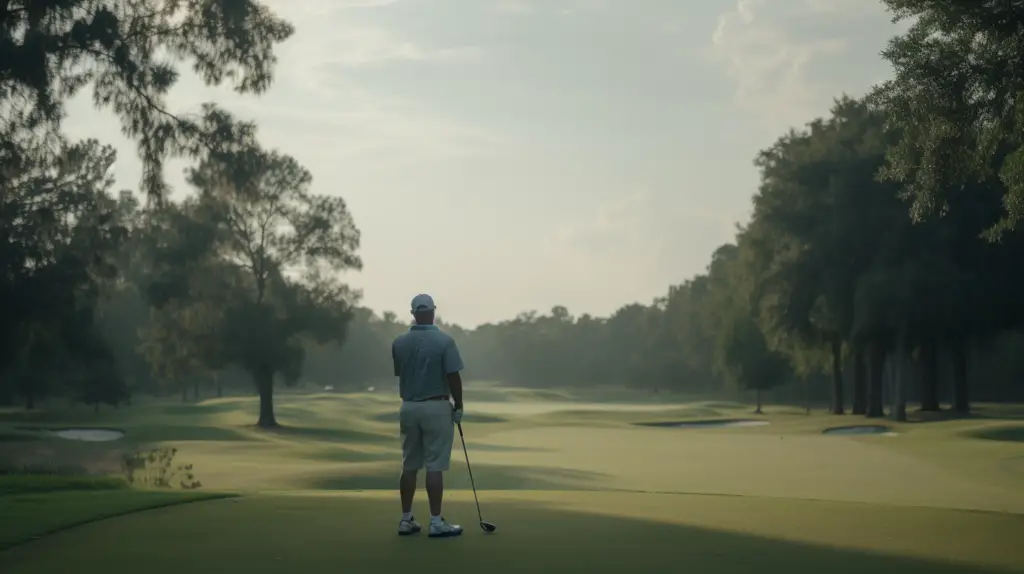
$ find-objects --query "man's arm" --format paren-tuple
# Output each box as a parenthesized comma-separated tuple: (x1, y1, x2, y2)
(447, 371, 464, 411)
(443, 339, 465, 409)
(392, 342, 400, 377)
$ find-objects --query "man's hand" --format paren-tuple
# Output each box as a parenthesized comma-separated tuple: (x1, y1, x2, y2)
(452, 403, 464, 425)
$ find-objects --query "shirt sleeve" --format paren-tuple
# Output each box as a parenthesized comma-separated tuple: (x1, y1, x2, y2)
(442, 339, 464, 374)
(392, 341, 400, 377)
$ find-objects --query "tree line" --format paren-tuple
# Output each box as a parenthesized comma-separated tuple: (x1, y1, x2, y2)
(3, 0, 1023, 427)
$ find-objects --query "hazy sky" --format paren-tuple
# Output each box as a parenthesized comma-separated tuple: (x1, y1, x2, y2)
(63, 0, 903, 328)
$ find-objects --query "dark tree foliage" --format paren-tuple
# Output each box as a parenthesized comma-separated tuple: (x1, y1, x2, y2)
(0, 0, 293, 201)
(874, 0, 1024, 237)
(0, 138, 129, 407)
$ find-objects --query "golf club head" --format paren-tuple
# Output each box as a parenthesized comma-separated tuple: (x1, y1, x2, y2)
(480, 521, 497, 533)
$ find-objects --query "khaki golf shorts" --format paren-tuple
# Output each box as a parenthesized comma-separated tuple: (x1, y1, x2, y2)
(399, 400, 455, 472)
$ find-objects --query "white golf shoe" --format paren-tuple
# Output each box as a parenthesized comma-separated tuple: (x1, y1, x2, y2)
(397, 516, 422, 536)
(428, 517, 463, 538)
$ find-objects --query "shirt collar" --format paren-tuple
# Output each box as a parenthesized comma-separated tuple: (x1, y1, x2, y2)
(410, 324, 439, 331)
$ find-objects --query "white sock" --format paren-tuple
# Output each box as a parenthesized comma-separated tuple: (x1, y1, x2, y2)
(402, 512, 413, 521)
(430, 514, 443, 524)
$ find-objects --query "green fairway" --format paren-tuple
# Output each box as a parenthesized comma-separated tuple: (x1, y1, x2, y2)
(1, 388, 1023, 573)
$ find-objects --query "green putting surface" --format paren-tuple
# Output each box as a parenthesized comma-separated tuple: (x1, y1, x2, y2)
(2, 492, 1022, 573)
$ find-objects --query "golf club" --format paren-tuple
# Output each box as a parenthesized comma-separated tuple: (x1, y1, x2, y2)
(457, 422, 497, 533)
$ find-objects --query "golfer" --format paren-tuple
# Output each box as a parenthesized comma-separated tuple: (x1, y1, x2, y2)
(392, 294, 465, 538)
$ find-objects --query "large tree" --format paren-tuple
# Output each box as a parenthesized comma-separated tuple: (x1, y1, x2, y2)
(182, 135, 361, 427)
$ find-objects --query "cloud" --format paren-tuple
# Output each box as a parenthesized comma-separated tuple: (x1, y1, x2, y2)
(494, 0, 609, 16)
(494, 0, 535, 14)
(61, 0, 503, 198)
(227, 84, 507, 165)
(710, 0, 851, 125)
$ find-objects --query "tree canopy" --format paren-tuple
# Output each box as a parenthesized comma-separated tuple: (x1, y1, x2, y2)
(1, 0, 293, 201)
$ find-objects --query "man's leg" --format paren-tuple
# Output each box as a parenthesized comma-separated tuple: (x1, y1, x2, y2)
(398, 402, 424, 532)
(423, 401, 460, 537)
(400, 469, 418, 514)
(425, 470, 444, 516)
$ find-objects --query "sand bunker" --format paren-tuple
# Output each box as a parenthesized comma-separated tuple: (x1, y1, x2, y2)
(823, 425, 898, 436)
(635, 419, 770, 429)
(50, 428, 125, 442)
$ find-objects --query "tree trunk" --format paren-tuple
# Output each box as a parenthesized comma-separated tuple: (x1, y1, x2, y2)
(215, 372, 223, 398)
(918, 339, 940, 411)
(754, 388, 763, 414)
(890, 337, 908, 422)
(952, 340, 970, 415)
(830, 336, 844, 414)
(25, 388, 35, 410)
(181, 385, 187, 403)
(193, 379, 200, 402)
(866, 340, 885, 418)
(255, 368, 278, 428)
(852, 346, 867, 415)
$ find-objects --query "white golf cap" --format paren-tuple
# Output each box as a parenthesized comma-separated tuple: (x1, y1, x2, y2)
(410, 293, 436, 312)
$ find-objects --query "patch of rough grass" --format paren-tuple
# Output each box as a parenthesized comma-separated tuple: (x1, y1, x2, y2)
(0, 489, 234, 550)
(4, 493, 1021, 573)
(0, 474, 126, 496)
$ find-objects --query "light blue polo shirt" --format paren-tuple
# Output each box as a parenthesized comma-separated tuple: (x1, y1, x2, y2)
(392, 325, 464, 402)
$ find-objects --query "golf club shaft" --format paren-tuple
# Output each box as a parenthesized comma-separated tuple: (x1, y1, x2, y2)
(457, 423, 484, 523)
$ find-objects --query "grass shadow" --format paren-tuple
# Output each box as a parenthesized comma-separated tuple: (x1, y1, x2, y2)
(0, 411, 64, 424)
(125, 424, 253, 443)
(302, 463, 606, 491)
(907, 405, 1024, 424)
(0, 474, 126, 496)
(293, 447, 396, 464)
(461, 443, 555, 454)
(0, 430, 41, 442)
(3, 495, 1016, 573)
(259, 425, 395, 444)
(822, 425, 893, 435)
(965, 425, 1024, 442)
(633, 418, 768, 429)
(368, 412, 507, 424)
(156, 402, 247, 416)
(972, 404, 1024, 420)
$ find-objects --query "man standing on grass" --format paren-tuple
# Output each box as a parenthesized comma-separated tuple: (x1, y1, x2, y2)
(392, 293, 465, 538)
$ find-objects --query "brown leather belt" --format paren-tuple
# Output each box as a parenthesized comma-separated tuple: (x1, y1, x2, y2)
(410, 395, 449, 402)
